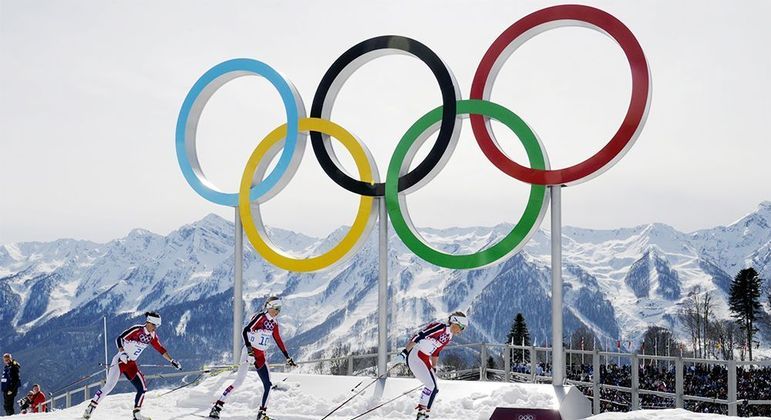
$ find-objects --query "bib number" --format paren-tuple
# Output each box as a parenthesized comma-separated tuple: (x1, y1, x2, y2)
(252, 333, 271, 350)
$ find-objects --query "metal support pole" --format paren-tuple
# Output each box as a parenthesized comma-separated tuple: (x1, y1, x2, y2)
(234, 207, 244, 365)
(728, 359, 737, 416)
(631, 353, 639, 410)
(592, 348, 600, 414)
(377, 198, 388, 377)
(65, 392, 71, 408)
(504, 345, 512, 382)
(530, 345, 537, 383)
(348, 355, 354, 376)
(480, 343, 488, 381)
(675, 357, 684, 408)
(550, 186, 564, 385)
(103, 317, 109, 380)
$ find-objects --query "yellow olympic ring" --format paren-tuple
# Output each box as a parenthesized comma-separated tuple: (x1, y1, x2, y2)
(239, 118, 378, 272)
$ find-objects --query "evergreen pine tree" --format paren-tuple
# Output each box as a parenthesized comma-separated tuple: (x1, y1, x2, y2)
(728, 268, 762, 361)
(506, 313, 531, 364)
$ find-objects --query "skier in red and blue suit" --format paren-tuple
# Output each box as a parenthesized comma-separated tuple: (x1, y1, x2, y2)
(209, 297, 297, 420)
(83, 311, 182, 420)
(398, 311, 468, 420)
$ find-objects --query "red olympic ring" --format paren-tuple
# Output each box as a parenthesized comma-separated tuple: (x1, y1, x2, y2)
(470, 4, 651, 186)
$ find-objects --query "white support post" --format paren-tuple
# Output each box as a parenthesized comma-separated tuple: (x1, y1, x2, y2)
(676, 357, 684, 408)
(631, 353, 640, 410)
(234, 207, 244, 365)
(551, 186, 564, 385)
(728, 359, 737, 416)
(103, 317, 109, 380)
(592, 348, 600, 414)
(504, 345, 512, 382)
(480, 343, 488, 381)
(377, 198, 388, 377)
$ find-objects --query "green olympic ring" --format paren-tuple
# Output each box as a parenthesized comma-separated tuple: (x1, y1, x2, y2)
(386, 99, 550, 269)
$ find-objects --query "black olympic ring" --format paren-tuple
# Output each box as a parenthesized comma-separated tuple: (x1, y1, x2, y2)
(310, 35, 461, 196)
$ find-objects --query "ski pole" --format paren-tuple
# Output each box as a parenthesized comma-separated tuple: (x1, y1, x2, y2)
(137, 364, 178, 368)
(48, 368, 107, 396)
(158, 372, 206, 397)
(348, 385, 423, 420)
(271, 377, 289, 390)
(320, 362, 403, 420)
(350, 379, 365, 393)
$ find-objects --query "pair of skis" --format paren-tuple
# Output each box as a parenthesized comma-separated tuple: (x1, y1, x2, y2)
(321, 363, 422, 420)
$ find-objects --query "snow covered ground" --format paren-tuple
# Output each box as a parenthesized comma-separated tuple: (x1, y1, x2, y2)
(20, 372, 563, 420)
(16, 372, 771, 419)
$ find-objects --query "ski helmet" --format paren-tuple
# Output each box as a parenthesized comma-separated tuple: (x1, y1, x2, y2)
(264, 296, 282, 312)
(145, 311, 162, 326)
(448, 311, 468, 330)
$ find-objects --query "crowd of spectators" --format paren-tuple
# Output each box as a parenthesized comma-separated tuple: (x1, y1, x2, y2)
(560, 361, 771, 417)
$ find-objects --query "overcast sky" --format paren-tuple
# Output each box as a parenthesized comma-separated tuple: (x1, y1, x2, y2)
(1, 0, 770, 244)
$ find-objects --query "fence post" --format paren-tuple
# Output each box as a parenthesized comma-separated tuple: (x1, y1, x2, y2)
(84, 384, 89, 402)
(480, 343, 488, 381)
(65, 391, 71, 409)
(347, 355, 354, 376)
(675, 357, 684, 408)
(504, 345, 511, 382)
(728, 360, 737, 416)
(631, 353, 639, 411)
(592, 348, 600, 415)
(531, 345, 537, 383)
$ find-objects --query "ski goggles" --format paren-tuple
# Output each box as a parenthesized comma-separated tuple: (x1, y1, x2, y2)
(265, 299, 283, 312)
(146, 315, 162, 326)
(449, 315, 468, 331)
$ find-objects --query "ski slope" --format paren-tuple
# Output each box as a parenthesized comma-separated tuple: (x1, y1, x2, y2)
(15, 372, 771, 419)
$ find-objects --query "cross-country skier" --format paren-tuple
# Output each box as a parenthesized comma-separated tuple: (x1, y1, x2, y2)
(208, 297, 297, 420)
(83, 311, 182, 420)
(397, 311, 468, 420)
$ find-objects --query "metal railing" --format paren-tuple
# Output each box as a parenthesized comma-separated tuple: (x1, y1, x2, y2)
(508, 344, 771, 417)
(270, 342, 771, 417)
(46, 343, 771, 417)
(47, 369, 209, 411)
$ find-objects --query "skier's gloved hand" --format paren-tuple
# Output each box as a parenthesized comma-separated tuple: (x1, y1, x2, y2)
(286, 357, 298, 368)
(399, 348, 409, 362)
(246, 347, 257, 364)
(118, 352, 129, 364)
(171, 359, 182, 370)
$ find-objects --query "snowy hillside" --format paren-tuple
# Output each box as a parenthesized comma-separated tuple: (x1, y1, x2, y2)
(1, 202, 770, 391)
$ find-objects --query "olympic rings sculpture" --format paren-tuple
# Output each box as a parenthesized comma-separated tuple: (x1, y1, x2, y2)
(175, 4, 651, 272)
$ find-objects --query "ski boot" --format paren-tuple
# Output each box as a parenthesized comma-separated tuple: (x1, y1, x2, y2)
(256, 406, 273, 420)
(208, 400, 224, 419)
(133, 408, 151, 420)
(416, 404, 430, 420)
(83, 401, 97, 419)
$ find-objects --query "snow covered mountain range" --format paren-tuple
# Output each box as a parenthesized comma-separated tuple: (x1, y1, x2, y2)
(1, 201, 770, 391)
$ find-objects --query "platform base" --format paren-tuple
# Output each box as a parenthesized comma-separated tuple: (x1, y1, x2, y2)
(489, 385, 591, 420)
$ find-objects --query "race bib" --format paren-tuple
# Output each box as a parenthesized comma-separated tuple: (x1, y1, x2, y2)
(251, 332, 272, 351)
